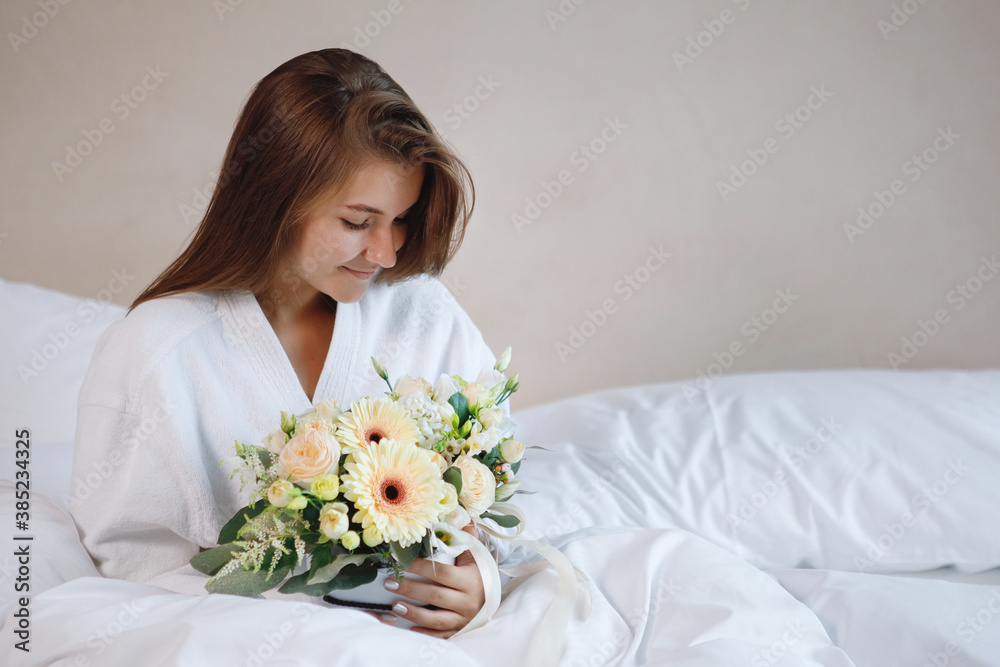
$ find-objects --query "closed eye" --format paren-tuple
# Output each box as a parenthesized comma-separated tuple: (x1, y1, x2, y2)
(342, 219, 369, 231)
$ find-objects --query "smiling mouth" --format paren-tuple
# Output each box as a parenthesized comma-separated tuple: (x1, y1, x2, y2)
(343, 267, 376, 279)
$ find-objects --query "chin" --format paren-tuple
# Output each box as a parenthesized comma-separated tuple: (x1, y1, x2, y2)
(324, 282, 369, 304)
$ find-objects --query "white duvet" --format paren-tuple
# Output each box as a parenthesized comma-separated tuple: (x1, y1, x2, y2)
(3, 369, 1000, 665)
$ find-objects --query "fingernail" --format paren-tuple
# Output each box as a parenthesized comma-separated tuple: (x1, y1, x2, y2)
(380, 613, 396, 623)
(392, 602, 407, 616)
(384, 578, 399, 591)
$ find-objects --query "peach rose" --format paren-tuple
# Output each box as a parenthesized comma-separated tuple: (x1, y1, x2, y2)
(278, 430, 341, 487)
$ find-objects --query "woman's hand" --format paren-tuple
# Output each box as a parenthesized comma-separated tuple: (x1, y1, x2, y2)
(382, 522, 486, 638)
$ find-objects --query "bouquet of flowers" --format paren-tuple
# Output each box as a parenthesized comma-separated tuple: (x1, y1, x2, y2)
(190, 348, 525, 599)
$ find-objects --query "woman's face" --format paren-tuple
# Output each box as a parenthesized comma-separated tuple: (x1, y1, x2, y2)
(286, 161, 424, 305)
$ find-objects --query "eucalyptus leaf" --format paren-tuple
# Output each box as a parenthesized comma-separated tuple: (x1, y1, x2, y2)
(190, 544, 242, 576)
(207, 563, 292, 596)
(482, 511, 521, 528)
(308, 553, 373, 585)
(443, 466, 463, 495)
(217, 503, 270, 544)
(389, 540, 422, 571)
(323, 562, 380, 591)
(494, 480, 521, 502)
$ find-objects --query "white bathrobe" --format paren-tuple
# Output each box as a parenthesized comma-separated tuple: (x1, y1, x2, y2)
(68, 274, 513, 595)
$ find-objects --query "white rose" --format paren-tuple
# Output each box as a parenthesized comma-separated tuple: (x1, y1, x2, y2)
(500, 439, 525, 464)
(278, 430, 341, 487)
(454, 454, 496, 517)
(427, 450, 449, 475)
(319, 502, 350, 541)
(395, 374, 432, 397)
(432, 374, 461, 404)
(267, 479, 295, 507)
(475, 368, 507, 394)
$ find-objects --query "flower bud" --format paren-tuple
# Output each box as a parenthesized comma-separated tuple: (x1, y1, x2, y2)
(494, 346, 512, 373)
(286, 495, 308, 511)
(500, 439, 525, 464)
(371, 357, 388, 381)
(340, 530, 361, 551)
(362, 523, 383, 547)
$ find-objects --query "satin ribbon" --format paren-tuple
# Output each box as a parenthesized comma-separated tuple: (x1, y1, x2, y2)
(447, 502, 592, 667)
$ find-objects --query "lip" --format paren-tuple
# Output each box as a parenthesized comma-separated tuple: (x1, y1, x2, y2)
(343, 267, 377, 280)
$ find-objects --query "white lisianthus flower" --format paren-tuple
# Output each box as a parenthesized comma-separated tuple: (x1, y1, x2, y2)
(432, 374, 461, 405)
(438, 481, 459, 516)
(500, 439, 525, 463)
(465, 427, 501, 457)
(445, 505, 471, 529)
(314, 398, 344, 423)
(319, 502, 350, 541)
(475, 368, 507, 395)
(478, 407, 504, 430)
(461, 382, 486, 408)
(395, 374, 433, 397)
(264, 429, 289, 455)
(454, 454, 497, 517)
(267, 480, 295, 507)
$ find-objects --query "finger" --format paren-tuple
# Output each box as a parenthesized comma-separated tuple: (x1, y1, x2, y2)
(389, 576, 472, 615)
(462, 522, 480, 539)
(364, 610, 398, 626)
(392, 600, 467, 633)
(406, 558, 463, 587)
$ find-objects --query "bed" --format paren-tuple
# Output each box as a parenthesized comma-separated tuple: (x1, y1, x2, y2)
(2, 276, 998, 666)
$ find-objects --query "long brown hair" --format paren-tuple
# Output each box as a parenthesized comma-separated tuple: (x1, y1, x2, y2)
(128, 48, 473, 316)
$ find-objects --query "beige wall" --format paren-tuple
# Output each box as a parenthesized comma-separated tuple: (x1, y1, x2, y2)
(2, 0, 998, 408)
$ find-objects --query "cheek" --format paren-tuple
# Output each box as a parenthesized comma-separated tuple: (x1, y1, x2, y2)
(393, 225, 408, 251)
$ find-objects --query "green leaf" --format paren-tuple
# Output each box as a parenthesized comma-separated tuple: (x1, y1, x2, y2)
(511, 460, 521, 475)
(207, 562, 292, 596)
(323, 562, 380, 591)
(482, 511, 521, 528)
(389, 540, 422, 572)
(190, 544, 242, 576)
(494, 480, 521, 503)
(308, 553, 373, 585)
(217, 503, 270, 544)
(443, 466, 463, 495)
(448, 391, 470, 426)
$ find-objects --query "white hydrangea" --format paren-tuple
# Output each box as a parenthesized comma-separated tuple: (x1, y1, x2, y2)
(397, 391, 450, 449)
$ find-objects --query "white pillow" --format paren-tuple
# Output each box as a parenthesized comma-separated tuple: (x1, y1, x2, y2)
(511, 369, 1000, 573)
(0, 278, 126, 506)
(0, 480, 99, 610)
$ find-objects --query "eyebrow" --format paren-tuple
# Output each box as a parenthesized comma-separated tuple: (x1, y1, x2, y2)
(344, 203, 414, 218)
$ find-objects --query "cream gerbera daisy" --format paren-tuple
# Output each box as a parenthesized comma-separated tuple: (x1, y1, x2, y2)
(341, 438, 447, 547)
(336, 397, 420, 453)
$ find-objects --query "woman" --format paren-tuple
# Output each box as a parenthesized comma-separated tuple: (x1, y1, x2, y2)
(69, 48, 506, 638)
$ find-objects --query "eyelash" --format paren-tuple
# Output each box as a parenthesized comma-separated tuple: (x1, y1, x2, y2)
(342, 217, 409, 231)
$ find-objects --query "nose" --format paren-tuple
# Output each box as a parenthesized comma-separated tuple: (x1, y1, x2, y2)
(363, 223, 399, 268)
